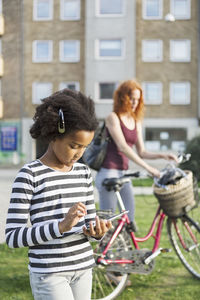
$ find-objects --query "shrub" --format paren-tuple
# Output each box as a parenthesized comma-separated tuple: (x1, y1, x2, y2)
(179, 135, 200, 181)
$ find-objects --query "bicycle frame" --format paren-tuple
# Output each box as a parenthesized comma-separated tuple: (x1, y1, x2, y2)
(97, 189, 167, 266)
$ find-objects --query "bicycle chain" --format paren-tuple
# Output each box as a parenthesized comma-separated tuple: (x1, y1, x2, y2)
(105, 249, 155, 275)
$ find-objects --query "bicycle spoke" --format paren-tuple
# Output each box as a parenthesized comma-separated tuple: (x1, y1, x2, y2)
(167, 216, 200, 279)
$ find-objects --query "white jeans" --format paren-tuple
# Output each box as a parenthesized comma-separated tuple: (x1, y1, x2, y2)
(29, 269, 92, 300)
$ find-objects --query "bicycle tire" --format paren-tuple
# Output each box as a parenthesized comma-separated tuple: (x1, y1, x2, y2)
(167, 215, 200, 279)
(91, 224, 132, 300)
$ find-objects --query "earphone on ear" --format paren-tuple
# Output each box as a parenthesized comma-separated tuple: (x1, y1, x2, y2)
(58, 109, 65, 133)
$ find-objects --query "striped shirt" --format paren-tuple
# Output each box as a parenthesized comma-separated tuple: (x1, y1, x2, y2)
(5, 160, 96, 273)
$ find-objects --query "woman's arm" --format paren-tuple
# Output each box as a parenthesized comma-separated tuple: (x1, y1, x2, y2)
(135, 121, 178, 162)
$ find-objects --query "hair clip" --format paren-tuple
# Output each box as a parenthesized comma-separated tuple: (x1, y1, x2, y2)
(58, 109, 65, 133)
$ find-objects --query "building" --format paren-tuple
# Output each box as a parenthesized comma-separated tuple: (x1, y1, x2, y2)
(0, 0, 199, 165)
(136, 0, 200, 153)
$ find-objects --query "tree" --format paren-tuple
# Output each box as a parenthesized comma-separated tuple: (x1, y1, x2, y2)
(180, 135, 200, 181)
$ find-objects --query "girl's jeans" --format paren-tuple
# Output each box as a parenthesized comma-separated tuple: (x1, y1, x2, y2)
(29, 268, 92, 300)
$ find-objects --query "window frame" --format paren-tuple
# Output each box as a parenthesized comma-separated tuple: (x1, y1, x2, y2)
(170, 81, 191, 105)
(59, 40, 80, 62)
(95, 39, 125, 60)
(32, 82, 53, 104)
(60, 0, 80, 21)
(142, 0, 163, 20)
(170, 39, 191, 62)
(142, 81, 163, 105)
(170, 0, 191, 20)
(33, 0, 53, 21)
(59, 81, 80, 91)
(142, 39, 163, 62)
(95, 82, 118, 102)
(95, 0, 125, 17)
(32, 40, 53, 63)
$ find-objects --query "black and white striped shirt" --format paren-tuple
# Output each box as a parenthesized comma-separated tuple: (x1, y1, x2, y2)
(5, 160, 96, 273)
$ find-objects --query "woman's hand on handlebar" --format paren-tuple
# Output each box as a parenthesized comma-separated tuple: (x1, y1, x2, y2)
(160, 153, 179, 163)
(146, 166, 160, 178)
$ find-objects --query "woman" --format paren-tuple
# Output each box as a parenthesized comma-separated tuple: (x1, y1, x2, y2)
(5, 89, 112, 300)
(95, 79, 178, 226)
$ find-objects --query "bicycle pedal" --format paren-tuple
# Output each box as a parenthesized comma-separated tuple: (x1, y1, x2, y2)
(127, 221, 138, 232)
(160, 248, 172, 253)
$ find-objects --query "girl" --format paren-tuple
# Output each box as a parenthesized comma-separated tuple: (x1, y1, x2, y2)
(5, 89, 112, 300)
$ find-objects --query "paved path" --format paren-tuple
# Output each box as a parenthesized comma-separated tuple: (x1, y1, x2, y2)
(0, 168, 153, 244)
(0, 168, 18, 243)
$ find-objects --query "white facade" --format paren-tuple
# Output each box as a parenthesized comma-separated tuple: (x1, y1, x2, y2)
(85, 0, 136, 119)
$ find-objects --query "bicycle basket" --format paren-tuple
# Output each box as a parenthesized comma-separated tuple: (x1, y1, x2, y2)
(153, 170, 196, 217)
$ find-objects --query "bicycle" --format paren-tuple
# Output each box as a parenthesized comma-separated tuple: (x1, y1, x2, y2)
(91, 155, 200, 300)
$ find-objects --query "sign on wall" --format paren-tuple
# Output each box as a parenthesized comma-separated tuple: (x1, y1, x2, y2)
(0, 126, 17, 151)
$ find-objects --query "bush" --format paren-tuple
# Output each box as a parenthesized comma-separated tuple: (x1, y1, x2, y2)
(179, 135, 200, 181)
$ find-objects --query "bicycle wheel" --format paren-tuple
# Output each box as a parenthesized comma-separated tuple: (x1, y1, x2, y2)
(91, 224, 132, 300)
(167, 215, 200, 279)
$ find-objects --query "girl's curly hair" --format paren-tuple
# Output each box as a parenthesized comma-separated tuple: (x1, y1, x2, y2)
(30, 89, 98, 143)
(113, 79, 144, 121)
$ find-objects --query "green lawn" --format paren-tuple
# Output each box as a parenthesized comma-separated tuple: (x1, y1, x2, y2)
(0, 194, 200, 300)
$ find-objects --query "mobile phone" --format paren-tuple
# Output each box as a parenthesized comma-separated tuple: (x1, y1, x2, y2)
(106, 210, 129, 222)
(86, 210, 129, 230)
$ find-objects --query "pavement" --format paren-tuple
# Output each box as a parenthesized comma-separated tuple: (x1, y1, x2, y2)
(0, 168, 152, 244)
(0, 168, 19, 244)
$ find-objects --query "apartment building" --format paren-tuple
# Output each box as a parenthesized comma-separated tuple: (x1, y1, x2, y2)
(136, 0, 199, 153)
(0, 0, 199, 165)
(1, 0, 85, 163)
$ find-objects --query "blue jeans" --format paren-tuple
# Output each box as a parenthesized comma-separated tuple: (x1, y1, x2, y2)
(95, 168, 135, 221)
(29, 269, 92, 300)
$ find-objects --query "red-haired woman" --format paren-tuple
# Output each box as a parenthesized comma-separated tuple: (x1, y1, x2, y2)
(95, 79, 178, 227)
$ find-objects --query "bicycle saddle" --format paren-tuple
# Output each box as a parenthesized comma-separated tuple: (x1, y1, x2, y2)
(103, 177, 130, 191)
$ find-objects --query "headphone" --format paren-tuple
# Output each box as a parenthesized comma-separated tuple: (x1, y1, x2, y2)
(58, 109, 65, 133)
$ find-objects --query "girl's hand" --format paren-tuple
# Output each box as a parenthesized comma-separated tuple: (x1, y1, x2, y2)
(83, 216, 112, 239)
(59, 202, 86, 234)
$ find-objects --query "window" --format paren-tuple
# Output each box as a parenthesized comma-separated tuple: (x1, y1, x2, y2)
(170, 82, 190, 105)
(32, 40, 53, 62)
(60, 0, 80, 20)
(145, 127, 186, 151)
(96, 39, 125, 59)
(59, 81, 80, 91)
(32, 82, 53, 104)
(143, 0, 162, 19)
(142, 40, 163, 62)
(96, 82, 118, 101)
(170, 40, 191, 62)
(170, 0, 191, 20)
(142, 82, 162, 104)
(96, 0, 124, 16)
(33, 0, 53, 21)
(59, 40, 80, 62)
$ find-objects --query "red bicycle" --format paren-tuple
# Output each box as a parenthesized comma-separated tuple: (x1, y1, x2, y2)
(91, 159, 200, 300)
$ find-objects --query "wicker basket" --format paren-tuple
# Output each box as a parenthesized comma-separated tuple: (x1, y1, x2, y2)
(153, 170, 196, 217)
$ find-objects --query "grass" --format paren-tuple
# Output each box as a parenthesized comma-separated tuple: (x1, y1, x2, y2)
(0, 194, 200, 299)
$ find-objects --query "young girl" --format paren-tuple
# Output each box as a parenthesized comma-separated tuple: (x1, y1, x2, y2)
(5, 89, 112, 300)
